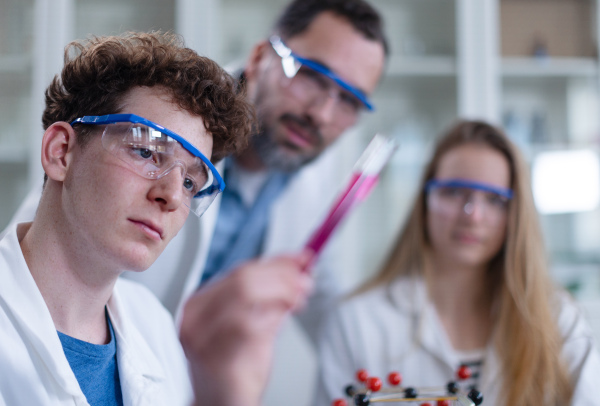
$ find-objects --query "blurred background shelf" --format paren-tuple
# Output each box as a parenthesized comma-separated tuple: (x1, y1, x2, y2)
(387, 55, 456, 76)
(502, 57, 598, 77)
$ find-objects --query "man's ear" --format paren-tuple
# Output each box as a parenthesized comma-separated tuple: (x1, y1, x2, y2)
(41, 122, 77, 182)
(244, 40, 270, 82)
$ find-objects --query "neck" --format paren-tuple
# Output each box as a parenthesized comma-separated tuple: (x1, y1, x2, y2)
(19, 197, 117, 344)
(428, 256, 493, 350)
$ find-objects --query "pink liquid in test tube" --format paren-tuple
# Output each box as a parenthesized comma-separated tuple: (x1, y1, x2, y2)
(303, 134, 397, 271)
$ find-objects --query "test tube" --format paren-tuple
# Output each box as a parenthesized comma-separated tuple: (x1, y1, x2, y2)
(304, 134, 398, 266)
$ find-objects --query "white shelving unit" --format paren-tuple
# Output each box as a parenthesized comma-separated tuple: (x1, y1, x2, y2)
(502, 57, 598, 77)
(498, 1, 600, 305)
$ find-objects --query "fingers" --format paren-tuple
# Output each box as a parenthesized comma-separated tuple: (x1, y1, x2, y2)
(179, 252, 314, 406)
(233, 252, 314, 313)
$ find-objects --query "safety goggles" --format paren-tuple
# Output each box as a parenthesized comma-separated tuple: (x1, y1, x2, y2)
(269, 35, 374, 124)
(70, 114, 224, 217)
(425, 178, 512, 224)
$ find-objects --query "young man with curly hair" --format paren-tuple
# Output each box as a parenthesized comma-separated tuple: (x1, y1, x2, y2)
(0, 32, 312, 406)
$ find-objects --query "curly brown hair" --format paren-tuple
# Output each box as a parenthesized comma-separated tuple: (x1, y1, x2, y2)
(43, 31, 254, 163)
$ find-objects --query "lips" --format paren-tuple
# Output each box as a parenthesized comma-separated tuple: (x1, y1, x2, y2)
(280, 114, 321, 150)
(129, 218, 164, 241)
(454, 232, 482, 244)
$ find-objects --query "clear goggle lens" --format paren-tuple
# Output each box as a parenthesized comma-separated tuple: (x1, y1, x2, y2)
(284, 64, 364, 120)
(101, 122, 219, 217)
(269, 35, 373, 123)
(425, 179, 512, 224)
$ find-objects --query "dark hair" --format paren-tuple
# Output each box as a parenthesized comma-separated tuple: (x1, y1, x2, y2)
(273, 0, 389, 56)
(43, 31, 254, 163)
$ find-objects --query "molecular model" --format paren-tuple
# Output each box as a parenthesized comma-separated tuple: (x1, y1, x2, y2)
(331, 366, 484, 406)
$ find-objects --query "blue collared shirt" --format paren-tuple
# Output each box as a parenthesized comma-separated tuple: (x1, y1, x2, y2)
(200, 158, 291, 285)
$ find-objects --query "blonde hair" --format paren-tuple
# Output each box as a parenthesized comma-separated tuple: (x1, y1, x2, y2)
(358, 120, 572, 406)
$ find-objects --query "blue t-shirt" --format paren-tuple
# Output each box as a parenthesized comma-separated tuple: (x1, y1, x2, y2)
(57, 311, 124, 406)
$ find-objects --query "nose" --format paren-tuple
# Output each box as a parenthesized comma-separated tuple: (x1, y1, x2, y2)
(306, 90, 337, 126)
(462, 194, 485, 221)
(147, 167, 186, 212)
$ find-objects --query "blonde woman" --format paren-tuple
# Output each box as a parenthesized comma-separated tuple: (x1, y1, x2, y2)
(315, 120, 600, 405)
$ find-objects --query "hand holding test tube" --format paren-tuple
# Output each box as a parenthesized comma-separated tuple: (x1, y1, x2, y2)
(304, 134, 398, 269)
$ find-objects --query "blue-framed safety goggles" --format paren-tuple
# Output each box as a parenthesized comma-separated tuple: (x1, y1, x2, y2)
(425, 178, 513, 199)
(269, 35, 374, 111)
(70, 114, 225, 217)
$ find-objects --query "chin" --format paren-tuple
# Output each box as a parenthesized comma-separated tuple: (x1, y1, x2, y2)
(115, 245, 159, 273)
(449, 250, 490, 269)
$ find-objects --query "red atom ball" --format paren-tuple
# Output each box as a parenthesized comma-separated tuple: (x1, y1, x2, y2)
(420, 403, 432, 406)
(366, 376, 382, 392)
(457, 365, 472, 380)
(356, 369, 369, 383)
(437, 400, 450, 406)
(332, 399, 347, 406)
(387, 371, 402, 386)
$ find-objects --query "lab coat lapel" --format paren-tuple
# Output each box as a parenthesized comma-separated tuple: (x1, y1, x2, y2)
(0, 224, 87, 402)
(389, 278, 459, 371)
(107, 287, 166, 406)
(478, 341, 501, 403)
(419, 299, 462, 370)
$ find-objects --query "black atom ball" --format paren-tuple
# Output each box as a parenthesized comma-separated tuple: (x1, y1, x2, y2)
(404, 387, 417, 398)
(468, 389, 484, 406)
(345, 384, 357, 397)
(446, 381, 459, 394)
(354, 393, 370, 406)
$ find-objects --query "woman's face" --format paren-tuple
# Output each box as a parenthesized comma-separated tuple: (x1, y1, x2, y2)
(426, 143, 511, 270)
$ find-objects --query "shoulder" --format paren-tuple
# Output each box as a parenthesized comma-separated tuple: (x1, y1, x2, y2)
(322, 278, 420, 346)
(553, 289, 596, 342)
(335, 277, 424, 321)
(552, 291, 600, 402)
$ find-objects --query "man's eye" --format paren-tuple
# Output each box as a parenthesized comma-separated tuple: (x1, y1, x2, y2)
(298, 68, 329, 89)
(339, 92, 362, 112)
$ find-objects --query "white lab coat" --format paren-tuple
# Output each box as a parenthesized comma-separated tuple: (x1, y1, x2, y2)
(0, 223, 193, 406)
(3, 152, 343, 343)
(314, 277, 600, 406)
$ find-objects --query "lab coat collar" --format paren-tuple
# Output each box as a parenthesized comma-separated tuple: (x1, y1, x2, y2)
(107, 283, 167, 405)
(387, 277, 460, 368)
(387, 277, 501, 392)
(0, 223, 167, 405)
(0, 223, 86, 401)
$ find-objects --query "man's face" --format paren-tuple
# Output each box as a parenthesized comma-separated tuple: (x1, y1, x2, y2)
(63, 86, 213, 272)
(246, 11, 385, 172)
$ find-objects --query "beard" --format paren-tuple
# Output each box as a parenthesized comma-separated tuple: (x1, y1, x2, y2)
(249, 71, 326, 172)
(251, 112, 325, 173)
